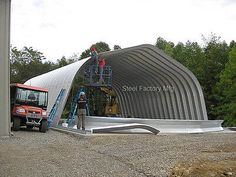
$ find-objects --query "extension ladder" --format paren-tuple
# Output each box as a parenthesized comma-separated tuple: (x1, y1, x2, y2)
(67, 87, 90, 127)
(48, 89, 66, 127)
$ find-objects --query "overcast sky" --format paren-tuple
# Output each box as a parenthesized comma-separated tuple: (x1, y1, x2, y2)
(11, 0, 236, 62)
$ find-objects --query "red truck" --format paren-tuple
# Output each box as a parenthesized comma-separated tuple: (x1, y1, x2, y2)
(10, 84, 48, 133)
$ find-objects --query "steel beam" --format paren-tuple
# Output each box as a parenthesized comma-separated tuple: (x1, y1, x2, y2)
(0, 0, 11, 137)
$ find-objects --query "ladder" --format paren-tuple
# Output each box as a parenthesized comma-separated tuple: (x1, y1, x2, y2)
(67, 87, 90, 127)
(48, 89, 66, 127)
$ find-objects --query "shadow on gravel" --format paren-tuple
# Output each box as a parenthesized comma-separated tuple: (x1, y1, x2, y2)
(11, 127, 42, 133)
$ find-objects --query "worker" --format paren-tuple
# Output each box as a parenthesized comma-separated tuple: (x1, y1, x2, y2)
(99, 56, 106, 83)
(77, 92, 87, 130)
(90, 46, 98, 74)
(109, 88, 116, 106)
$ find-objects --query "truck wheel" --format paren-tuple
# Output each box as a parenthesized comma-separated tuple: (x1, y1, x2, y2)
(13, 117, 20, 131)
(40, 120, 47, 133)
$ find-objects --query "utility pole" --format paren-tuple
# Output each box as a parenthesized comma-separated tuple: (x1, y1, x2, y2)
(0, 0, 11, 137)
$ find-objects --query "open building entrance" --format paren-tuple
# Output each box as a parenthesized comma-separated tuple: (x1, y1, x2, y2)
(85, 86, 120, 117)
(61, 64, 121, 127)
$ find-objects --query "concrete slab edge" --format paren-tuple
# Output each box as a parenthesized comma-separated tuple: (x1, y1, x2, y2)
(50, 127, 90, 137)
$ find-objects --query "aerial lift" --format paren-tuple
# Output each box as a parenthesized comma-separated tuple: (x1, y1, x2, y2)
(66, 64, 120, 126)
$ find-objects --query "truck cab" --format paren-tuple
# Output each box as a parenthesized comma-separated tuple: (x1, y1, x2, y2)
(10, 84, 48, 133)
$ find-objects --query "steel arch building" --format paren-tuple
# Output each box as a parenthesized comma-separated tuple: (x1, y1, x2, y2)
(25, 44, 223, 133)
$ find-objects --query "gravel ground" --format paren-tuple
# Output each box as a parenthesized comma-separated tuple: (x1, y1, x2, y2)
(0, 128, 236, 177)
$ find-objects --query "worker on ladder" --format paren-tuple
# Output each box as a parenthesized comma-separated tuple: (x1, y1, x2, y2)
(77, 92, 88, 130)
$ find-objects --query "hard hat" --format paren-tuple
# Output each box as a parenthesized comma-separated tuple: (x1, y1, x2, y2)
(80, 92, 85, 96)
(90, 47, 96, 51)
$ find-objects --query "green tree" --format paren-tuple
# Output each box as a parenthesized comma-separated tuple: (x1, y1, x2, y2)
(201, 35, 230, 119)
(155, 37, 174, 56)
(80, 41, 111, 59)
(213, 44, 236, 126)
(80, 49, 91, 59)
(69, 53, 80, 62)
(155, 34, 231, 121)
(56, 56, 68, 67)
(229, 40, 235, 49)
(55, 54, 80, 68)
(173, 41, 205, 81)
(94, 41, 111, 53)
(10, 46, 54, 83)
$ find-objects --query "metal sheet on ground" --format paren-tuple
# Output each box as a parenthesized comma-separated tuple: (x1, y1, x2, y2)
(91, 123, 160, 135)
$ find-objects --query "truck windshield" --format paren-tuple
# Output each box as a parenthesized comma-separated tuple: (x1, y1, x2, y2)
(15, 88, 48, 109)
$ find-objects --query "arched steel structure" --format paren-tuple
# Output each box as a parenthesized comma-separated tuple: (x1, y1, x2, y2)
(25, 44, 208, 121)
(100, 45, 207, 120)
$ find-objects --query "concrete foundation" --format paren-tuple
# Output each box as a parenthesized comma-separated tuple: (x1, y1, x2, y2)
(85, 117, 223, 133)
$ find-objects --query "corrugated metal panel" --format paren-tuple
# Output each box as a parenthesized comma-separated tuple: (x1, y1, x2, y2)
(25, 58, 89, 115)
(25, 44, 208, 121)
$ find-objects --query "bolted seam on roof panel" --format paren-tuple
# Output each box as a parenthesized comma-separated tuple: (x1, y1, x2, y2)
(25, 44, 208, 121)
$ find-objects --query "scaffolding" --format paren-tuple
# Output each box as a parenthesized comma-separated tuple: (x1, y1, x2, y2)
(83, 65, 112, 87)
(66, 65, 113, 126)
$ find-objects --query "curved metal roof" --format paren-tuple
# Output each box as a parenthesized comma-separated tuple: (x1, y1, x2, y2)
(25, 44, 208, 121)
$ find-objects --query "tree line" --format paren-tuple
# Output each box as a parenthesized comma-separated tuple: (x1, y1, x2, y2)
(10, 36, 236, 126)
(10, 42, 112, 83)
